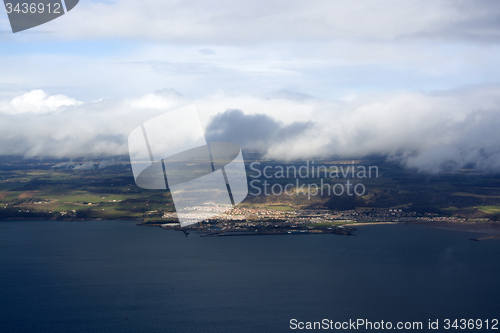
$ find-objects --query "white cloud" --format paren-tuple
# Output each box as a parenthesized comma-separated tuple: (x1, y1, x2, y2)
(73, 161, 96, 170)
(129, 88, 185, 109)
(0, 90, 82, 115)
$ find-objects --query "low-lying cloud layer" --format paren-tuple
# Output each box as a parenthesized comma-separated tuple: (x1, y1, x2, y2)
(1, 87, 500, 173)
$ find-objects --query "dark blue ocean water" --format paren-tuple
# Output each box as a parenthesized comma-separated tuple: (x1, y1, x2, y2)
(1, 221, 499, 333)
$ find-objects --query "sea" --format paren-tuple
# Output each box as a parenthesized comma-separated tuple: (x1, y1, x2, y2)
(1, 220, 499, 332)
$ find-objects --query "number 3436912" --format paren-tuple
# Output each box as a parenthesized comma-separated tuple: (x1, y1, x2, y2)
(5, 2, 62, 14)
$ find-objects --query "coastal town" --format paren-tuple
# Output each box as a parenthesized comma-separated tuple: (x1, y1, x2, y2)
(140, 206, 470, 237)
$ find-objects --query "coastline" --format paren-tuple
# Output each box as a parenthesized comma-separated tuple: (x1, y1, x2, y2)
(2, 218, 500, 241)
(342, 221, 400, 226)
(411, 221, 500, 232)
(406, 221, 500, 241)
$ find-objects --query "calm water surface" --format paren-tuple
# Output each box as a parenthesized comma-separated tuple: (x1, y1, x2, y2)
(1, 220, 499, 332)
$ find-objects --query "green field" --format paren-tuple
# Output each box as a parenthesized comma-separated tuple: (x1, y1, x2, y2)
(304, 221, 355, 227)
(0, 157, 174, 220)
(478, 206, 500, 214)
(265, 205, 296, 211)
(1, 156, 500, 222)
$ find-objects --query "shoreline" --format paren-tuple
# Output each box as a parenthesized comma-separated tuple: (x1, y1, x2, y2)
(341, 221, 400, 226)
(2, 218, 499, 230)
(2, 218, 499, 241)
(2, 218, 500, 239)
(340, 221, 500, 241)
(411, 221, 500, 232)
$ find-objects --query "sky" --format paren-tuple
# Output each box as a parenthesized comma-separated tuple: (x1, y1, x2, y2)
(1, 0, 500, 172)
